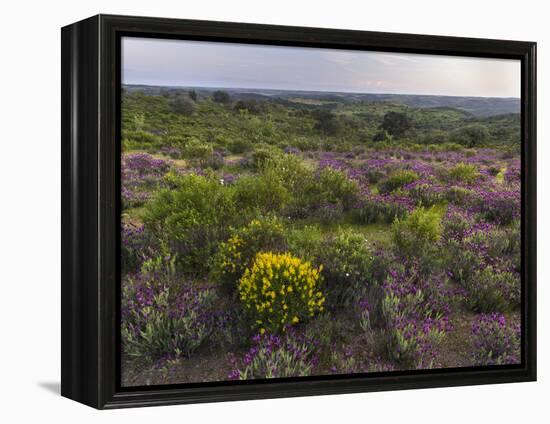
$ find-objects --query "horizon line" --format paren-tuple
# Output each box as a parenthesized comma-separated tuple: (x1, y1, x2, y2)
(121, 83, 521, 100)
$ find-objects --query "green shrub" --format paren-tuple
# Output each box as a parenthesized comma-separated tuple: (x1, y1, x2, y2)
(233, 174, 290, 215)
(451, 124, 489, 147)
(445, 231, 486, 284)
(121, 256, 218, 360)
(228, 138, 252, 154)
(262, 154, 318, 216)
(122, 129, 162, 149)
(143, 173, 240, 274)
(475, 192, 519, 225)
(378, 170, 419, 194)
(289, 136, 318, 151)
(212, 217, 288, 289)
(239, 252, 325, 333)
(317, 229, 374, 308)
(313, 203, 345, 224)
(264, 154, 314, 193)
(392, 206, 442, 255)
(233, 332, 316, 379)
(169, 96, 196, 115)
(465, 266, 520, 312)
(121, 223, 159, 274)
(363, 169, 385, 184)
(181, 138, 214, 166)
(351, 199, 408, 225)
(316, 167, 360, 210)
(250, 147, 279, 170)
(442, 211, 470, 241)
(379, 111, 411, 138)
(407, 184, 444, 207)
(443, 162, 479, 184)
(213, 90, 230, 103)
(444, 186, 478, 206)
(373, 130, 393, 143)
(487, 221, 520, 271)
(287, 225, 324, 262)
(381, 292, 445, 367)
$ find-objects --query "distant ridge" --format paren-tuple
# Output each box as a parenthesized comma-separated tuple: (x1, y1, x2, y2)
(123, 84, 520, 118)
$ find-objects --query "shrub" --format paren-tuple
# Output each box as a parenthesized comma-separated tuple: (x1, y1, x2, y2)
(471, 313, 520, 365)
(381, 274, 447, 368)
(228, 138, 252, 154)
(313, 202, 345, 224)
(262, 154, 318, 216)
(372, 130, 392, 143)
(316, 167, 360, 210)
(264, 154, 315, 195)
(229, 332, 316, 379)
(317, 229, 374, 308)
(407, 183, 444, 207)
(121, 153, 171, 208)
(233, 99, 266, 114)
(451, 124, 489, 147)
(121, 223, 160, 274)
(233, 174, 290, 215)
(121, 257, 218, 360)
(392, 206, 442, 255)
(143, 173, 240, 274)
(476, 190, 519, 225)
(379, 266, 451, 368)
(313, 109, 343, 136)
(238, 252, 325, 333)
(378, 170, 419, 194)
(122, 129, 162, 149)
(379, 111, 411, 138)
(441, 211, 470, 241)
(351, 198, 408, 225)
(199, 151, 224, 170)
(445, 232, 486, 284)
(181, 138, 214, 166)
(443, 162, 479, 184)
(363, 168, 385, 184)
(464, 266, 520, 313)
(444, 186, 478, 206)
(250, 147, 279, 170)
(212, 90, 230, 103)
(212, 217, 288, 289)
(487, 221, 520, 271)
(287, 225, 324, 262)
(169, 96, 196, 115)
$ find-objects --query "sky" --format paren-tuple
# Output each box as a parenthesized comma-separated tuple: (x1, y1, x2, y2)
(122, 37, 520, 98)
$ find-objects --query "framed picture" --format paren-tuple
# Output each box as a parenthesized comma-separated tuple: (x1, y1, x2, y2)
(61, 14, 536, 409)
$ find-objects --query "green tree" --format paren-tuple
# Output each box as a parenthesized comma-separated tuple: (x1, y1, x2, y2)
(379, 111, 411, 138)
(169, 95, 196, 115)
(313, 109, 343, 136)
(451, 124, 490, 147)
(213, 90, 230, 103)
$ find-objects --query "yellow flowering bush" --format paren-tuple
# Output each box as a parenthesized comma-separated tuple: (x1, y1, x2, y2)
(238, 252, 325, 333)
(212, 217, 287, 289)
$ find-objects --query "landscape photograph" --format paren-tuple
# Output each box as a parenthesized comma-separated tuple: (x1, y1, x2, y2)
(120, 37, 522, 386)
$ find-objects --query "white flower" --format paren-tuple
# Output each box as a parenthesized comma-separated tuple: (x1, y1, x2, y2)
(220, 178, 225, 185)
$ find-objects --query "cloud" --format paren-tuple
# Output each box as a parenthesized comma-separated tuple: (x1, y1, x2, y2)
(122, 37, 520, 98)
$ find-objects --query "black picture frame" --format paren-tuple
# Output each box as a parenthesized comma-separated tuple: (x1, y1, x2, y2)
(61, 14, 537, 409)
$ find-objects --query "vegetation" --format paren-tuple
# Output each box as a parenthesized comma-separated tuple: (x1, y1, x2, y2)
(120, 86, 521, 386)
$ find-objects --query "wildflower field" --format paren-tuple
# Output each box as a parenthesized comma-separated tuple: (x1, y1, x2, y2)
(120, 87, 521, 386)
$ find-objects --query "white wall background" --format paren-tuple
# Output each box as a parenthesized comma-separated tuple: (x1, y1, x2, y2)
(0, 0, 545, 421)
